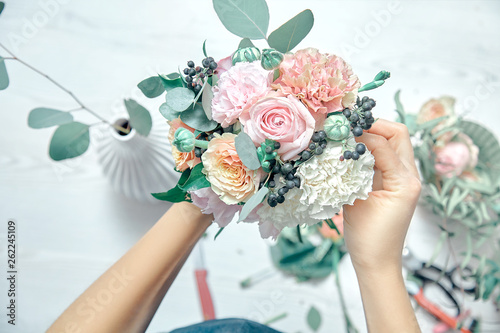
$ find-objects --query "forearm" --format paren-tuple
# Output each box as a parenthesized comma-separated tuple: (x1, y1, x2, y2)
(353, 264, 421, 333)
(48, 202, 213, 333)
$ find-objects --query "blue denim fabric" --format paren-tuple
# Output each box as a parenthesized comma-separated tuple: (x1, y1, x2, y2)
(169, 318, 282, 333)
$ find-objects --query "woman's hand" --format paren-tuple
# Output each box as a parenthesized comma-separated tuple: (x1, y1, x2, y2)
(343, 119, 421, 271)
(342, 119, 422, 332)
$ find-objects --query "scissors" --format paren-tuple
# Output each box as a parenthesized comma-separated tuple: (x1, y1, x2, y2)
(402, 247, 479, 333)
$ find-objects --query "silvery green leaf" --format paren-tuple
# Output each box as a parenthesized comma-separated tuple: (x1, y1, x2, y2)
(238, 38, 255, 49)
(28, 108, 73, 129)
(180, 103, 218, 131)
(235, 132, 261, 170)
(124, 99, 152, 136)
(306, 306, 321, 332)
(159, 73, 184, 91)
(213, 0, 269, 40)
(0, 56, 9, 90)
(49, 122, 90, 161)
(201, 81, 214, 120)
(238, 186, 268, 222)
(268, 9, 314, 53)
(138, 76, 164, 98)
(461, 233, 473, 269)
(159, 102, 181, 121)
(166, 87, 195, 112)
(394, 90, 405, 124)
(426, 231, 447, 267)
(0, 2, 5, 15)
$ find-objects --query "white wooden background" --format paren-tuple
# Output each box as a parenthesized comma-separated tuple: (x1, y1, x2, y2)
(1, 0, 500, 332)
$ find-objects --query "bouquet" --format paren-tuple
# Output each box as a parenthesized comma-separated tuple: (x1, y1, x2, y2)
(146, 0, 391, 239)
(394, 92, 500, 303)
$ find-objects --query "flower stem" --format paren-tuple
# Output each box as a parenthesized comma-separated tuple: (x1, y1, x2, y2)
(194, 140, 209, 149)
(0, 42, 130, 134)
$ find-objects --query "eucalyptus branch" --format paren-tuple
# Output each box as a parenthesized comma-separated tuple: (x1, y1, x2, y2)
(0, 42, 130, 134)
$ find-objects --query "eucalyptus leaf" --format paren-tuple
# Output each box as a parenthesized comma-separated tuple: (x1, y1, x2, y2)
(306, 306, 322, 332)
(138, 76, 164, 98)
(28, 108, 73, 129)
(461, 233, 473, 269)
(394, 90, 405, 123)
(238, 38, 255, 49)
(426, 231, 447, 267)
(178, 163, 210, 191)
(166, 87, 195, 112)
(180, 103, 218, 131)
(159, 102, 181, 121)
(268, 9, 314, 53)
(49, 122, 90, 161)
(482, 274, 497, 300)
(238, 186, 268, 222)
(0, 2, 4, 16)
(124, 99, 152, 136)
(0, 56, 9, 90)
(235, 132, 260, 170)
(151, 186, 188, 203)
(201, 81, 214, 120)
(159, 73, 184, 91)
(213, 0, 269, 40)
(203, 39, 208, 57)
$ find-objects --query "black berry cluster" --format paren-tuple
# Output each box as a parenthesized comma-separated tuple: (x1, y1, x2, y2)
(343, 96, 376, 136)
(300, 130, 328, 161)
(341, 142, 367, 161)
(265, 159, 302, 207)
(183, 57, 218, 94)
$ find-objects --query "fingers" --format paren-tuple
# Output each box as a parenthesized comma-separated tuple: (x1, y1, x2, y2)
(355, 132, 407, 192)
(366, 119, 419, 178)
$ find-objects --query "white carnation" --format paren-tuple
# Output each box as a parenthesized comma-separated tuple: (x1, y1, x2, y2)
(256, 187, 318, 235)
(297, 138, 375, 219)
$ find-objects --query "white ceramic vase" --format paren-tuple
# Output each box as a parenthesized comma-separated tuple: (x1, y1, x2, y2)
(94, 113, 178, 203)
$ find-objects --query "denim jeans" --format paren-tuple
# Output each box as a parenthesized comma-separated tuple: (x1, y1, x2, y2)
(169, 318, 282, 333)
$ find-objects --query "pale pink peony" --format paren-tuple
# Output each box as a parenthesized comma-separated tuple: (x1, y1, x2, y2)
(201, 133, 262, 204)
(240, 92, 315, 161)
(434, 142, 473, 178)
(191, 187, 240, 228)
(272, 48, 360, 116)
(167, 118, 200, 172)
(191, 187, 263, 228)
(215, 54, 233, 76)
(211, 61, 272, 128)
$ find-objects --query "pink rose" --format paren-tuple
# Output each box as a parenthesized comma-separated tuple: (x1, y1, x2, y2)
(434, 142, 473, 178)
(211, 61, 272, 128)
(201, 133, 262, 204)
(240, 92, 315, 161)
(272, 48, 360, 116)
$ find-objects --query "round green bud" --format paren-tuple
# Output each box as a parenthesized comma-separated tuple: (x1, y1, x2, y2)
(232, 47, 262, 65)
(324, 114, 351, 141)
(172, 127, 195, 152)
(261, 48, 284, 70)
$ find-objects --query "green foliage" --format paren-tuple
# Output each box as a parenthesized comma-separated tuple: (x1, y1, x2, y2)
(235, 132, 261, 170)
(306, 306, 322, 332)
(151, 187, 188, 203)
(213, 0, 269, 40)
(138, 76, 164, 98)
(159, 73, 184, 91)
(177, 163, 210, 191)
(49, 122, 90, 161)
(180, 103, 218, 131)
(0, 56, 9, 90)
(159, 102, 181, 121)
(214, 227, 225, 240)
(166, 87, 195, 112)
(238, 38, 255, 49)
(202, 39, 208, 57)
(238, 186, 268, 222)
(201, 81, 214, 120)
(124, 99, 152, 136)
(268, 9, 314, 53)
(0, 2, 4, 16)
(27, 108, 73, 129)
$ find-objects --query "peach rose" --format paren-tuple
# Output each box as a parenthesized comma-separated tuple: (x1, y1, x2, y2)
(240, 92, 315, 161)
(167, 118, 200, 172)
(201, 133, 262, 204)
(272, 48, 360, 116)
(417, 96, 455, 124)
